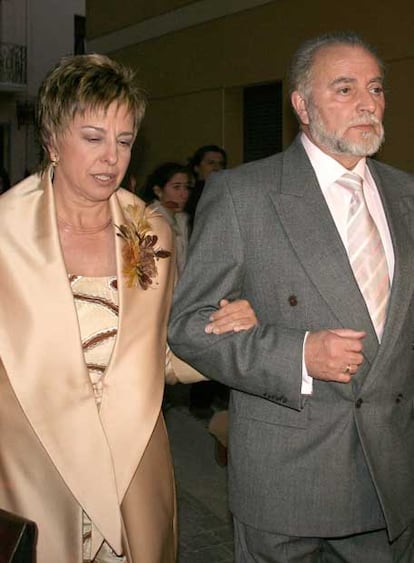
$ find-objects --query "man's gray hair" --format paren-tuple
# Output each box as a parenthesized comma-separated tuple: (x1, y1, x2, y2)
(288, 31, 384, 99)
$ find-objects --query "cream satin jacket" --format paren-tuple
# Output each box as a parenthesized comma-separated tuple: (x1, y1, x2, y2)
(0, 171, 183, 562)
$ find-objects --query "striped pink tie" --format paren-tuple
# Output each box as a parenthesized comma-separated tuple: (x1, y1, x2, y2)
(338, 172, 390, 339)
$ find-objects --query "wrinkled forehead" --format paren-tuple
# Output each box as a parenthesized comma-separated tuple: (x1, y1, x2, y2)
(311, 44, 383, 84)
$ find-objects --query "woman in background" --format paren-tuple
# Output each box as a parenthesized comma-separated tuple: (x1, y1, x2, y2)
(141, 162, 192, 278)
(0, 54, 257, 563)
(185, 145, 231, 427)
(185, 144, 227, 231)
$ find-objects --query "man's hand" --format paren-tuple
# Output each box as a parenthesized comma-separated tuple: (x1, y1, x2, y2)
(305, 329, 365, 383)
(205, 299, 258, 335)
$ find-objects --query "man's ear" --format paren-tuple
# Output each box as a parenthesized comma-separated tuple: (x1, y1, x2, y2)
(291, 91, 310, 126)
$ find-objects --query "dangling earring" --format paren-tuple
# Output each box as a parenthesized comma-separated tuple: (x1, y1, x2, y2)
(51, 154, 59, 167)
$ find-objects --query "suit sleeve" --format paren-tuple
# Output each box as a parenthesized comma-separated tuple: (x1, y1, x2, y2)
(168, 170, 306, 411)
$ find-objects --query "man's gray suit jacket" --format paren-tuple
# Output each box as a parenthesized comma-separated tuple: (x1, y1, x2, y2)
(168, 136, 414, 540)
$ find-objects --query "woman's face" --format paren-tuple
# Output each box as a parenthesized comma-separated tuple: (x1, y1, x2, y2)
(156, 172, 191, 212)
(195, 151, 225, 181)
(50, 102, 135, 204)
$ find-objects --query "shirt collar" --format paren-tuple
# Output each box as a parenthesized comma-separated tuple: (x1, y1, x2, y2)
(300, 132, 368, 194)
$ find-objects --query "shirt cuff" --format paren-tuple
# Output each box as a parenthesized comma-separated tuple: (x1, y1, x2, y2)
(301, 331, 313, 395)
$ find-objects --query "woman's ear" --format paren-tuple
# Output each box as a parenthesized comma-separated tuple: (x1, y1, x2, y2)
(153, 185, 163, 200)
(47, 140, 60, 166)
(291, 91, 310, 126)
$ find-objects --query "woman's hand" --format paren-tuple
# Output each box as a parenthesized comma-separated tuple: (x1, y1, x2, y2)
(204, 299, 258, 335)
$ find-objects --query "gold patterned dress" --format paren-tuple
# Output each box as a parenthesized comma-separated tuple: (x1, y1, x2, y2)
(70, 275, 126, 563)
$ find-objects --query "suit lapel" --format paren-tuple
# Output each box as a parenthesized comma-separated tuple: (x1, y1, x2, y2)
(269, 140, 379, 366)
(359, 162, 414, 391)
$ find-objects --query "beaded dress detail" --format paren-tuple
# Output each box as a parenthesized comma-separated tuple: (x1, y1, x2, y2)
(70, 275, 125, 563)
(70, 275, 119, 408)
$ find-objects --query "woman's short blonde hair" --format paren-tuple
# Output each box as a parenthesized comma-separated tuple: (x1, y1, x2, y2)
(37, 53, 147, 171)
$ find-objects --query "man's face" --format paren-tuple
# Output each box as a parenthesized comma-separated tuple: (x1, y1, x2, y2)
(195, 151, 225, 180)
(292, 44, 385, 168)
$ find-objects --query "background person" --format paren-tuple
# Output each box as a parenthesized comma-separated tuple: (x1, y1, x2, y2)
(186, 144, 230, 421)
(141, 162, 192, 278)
(0, 53, 257, 563)
(185, 143, 227, 230)
(169, 32, 414, 562)
(191, 144, 227, 181)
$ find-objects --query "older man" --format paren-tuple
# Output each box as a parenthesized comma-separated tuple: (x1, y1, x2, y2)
(169, 32, 414, 561)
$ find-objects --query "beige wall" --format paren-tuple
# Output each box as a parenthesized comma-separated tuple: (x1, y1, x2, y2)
(127, 87, 244, 189)
(87, 0, 414, 183)
(87, 0, 197, 38)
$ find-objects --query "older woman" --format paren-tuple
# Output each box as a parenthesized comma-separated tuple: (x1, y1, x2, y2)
(0, 54, 257, 563)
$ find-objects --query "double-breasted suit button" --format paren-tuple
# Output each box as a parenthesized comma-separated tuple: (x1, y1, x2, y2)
(288, 295, 298, 306)
(395, 393, 404, 404)
(355, 398, 363, 409)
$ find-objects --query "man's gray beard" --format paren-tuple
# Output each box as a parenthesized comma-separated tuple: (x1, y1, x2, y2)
(307, 104, 385, 158)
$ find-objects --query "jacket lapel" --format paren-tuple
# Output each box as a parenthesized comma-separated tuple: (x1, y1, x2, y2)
(358, 162, 414, 391)
(1, 172, 123, 549)
(269, 139, 379, 367)
(99, 191, 175, 502)
(0, 173, 173, 553)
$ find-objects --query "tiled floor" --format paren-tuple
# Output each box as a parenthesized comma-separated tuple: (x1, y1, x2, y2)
(177, 490, 234, 562)
(164, 384, 234, 562)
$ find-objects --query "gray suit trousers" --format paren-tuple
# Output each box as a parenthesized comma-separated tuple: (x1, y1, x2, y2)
(234, 518, 414, 563)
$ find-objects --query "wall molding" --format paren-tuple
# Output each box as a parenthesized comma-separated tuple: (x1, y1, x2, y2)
(87, 0, 275, 54)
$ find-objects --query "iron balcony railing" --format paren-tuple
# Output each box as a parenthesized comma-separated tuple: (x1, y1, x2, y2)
(0, 42, 26, 87)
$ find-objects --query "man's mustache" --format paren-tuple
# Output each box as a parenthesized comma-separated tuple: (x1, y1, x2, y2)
(348, 114, 382, 127)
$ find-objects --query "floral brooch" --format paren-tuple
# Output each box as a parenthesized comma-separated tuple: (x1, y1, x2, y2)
(116, 204, 171, 289)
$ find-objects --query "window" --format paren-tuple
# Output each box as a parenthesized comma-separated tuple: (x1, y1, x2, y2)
(74, 14, 86, 55)
(243, 81, 283, 163)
